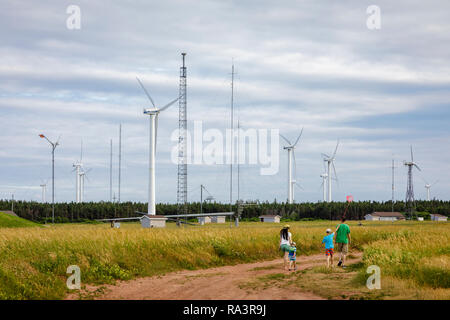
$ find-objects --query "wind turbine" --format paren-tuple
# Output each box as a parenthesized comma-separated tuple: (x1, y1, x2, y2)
(321, 140, 339, 202)
(72, 140, 84, 203)
(421, 177, 439, 201)
(404, 145, 421, 218)
(39, 179, 48, 203)
(137, 77, 180, 215)
(79, 168, 91, 202)
(280, 128, 303, 204)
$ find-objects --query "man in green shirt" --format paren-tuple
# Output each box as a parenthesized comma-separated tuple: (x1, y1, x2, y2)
(334, 217, 351, 268)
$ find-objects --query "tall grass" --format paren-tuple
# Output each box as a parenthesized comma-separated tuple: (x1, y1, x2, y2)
(0, 221, 448, 299)
(361, 223, 450, 290)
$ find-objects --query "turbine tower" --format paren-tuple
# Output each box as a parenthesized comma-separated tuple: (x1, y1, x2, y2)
(40, 181, 47, 203)
(421, 177, 438, 201)
(321, 140, 339, 202)
(280, 128, 303, 204)
(320, 173, 328, 202)
(73, 161, 82, 202)
(136, 77, 180, 215)
(177, 53, 188, 215)
(72, 140, 84, 203)
(404, 145, 421, 219)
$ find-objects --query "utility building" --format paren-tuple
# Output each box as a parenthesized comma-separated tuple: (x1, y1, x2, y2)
(430, 214, 448, 222)
(211, 215, 226, 223)
(198, 216, 211, 225)
(364, 212, 405, 221)
(259, 215, 281, 223)
(141, 215, 168, 228)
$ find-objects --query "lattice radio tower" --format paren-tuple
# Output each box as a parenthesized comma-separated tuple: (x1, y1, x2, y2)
(404, 146, 421, 219)
(177, 53, 188, 215)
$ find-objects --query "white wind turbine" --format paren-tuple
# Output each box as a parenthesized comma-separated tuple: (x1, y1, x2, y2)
(72, 140, 84, 203)
(321, 140, 339, 202)
(79, 168, 92, 202)
(280, 128, 303, 204)
(421, 177, 439, 201)
(73, 161, 82, 203)
(320, 173, 328, 202)
(137, 77, 180, 215)
(72, 140, 91, 203)
(39, 179, 48, 203)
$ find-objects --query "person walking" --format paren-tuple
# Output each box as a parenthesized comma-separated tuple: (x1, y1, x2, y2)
(322, 228, 335, 268)
(335, 217, 351, 268)
(279, 225, 293, 271)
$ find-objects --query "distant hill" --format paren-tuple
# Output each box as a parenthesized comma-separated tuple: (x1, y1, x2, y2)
(0, 211, 40, 228)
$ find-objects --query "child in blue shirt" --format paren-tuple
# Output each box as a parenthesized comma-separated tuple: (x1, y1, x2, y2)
(322, 229, 335, 268)
(288, 242, 297, 271)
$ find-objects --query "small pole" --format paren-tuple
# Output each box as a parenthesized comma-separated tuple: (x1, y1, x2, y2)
(200, 184, 203, 214)
(51, 143, 56, 224)
(118, 124, 122, 203)
(110, 139, 113, 202)
(11, 194, 14, 212)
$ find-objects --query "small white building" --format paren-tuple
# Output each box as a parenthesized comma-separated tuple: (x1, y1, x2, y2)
(198, 216, 211, 225)
(140, 215, 168, 228)
(211, 215, 226, 223)
(364, 212, 405, 221)
(259, 215, 281, 223)
(430, 214, 448, 222)
(418, 217, 424, 221)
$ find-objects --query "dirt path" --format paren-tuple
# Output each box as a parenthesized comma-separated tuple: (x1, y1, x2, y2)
(68, 252, 362, 300)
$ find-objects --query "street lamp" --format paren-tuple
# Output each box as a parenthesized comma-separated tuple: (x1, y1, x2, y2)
(39, 134, 59, 224)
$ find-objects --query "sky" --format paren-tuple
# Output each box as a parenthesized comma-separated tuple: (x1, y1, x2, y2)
(0, 0, 449, 204)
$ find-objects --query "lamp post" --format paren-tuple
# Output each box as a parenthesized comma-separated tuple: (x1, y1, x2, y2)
(39, 134, 59, 224)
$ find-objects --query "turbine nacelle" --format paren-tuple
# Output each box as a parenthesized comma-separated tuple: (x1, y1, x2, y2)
(143, 108, 159, 115)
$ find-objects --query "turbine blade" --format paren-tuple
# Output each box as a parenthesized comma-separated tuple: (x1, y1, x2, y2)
(332, 139, 340, 159)
(136, 77, 156, 108)
(56, 134, 62, 146)
(420, 176, 428, 185)
(414, 164, 421, 171)
(332, 162, 339, 187)
(410, 145, 414, 162)
(322, 158, 327, 172)
(293, 127, 304, 147)
(159, 95, 180, 112)
(295, 182, 304, 190)
(321, 153, 330, 159)
(318, 180, 324, 191)
(279, 134, 291, 145)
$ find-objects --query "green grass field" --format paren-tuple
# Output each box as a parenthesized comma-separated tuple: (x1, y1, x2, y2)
(0, 211, 41, 228)
(0, 220, 448, 299)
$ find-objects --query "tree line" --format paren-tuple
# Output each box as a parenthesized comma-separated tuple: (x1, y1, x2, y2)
(0, 199, 448, 223)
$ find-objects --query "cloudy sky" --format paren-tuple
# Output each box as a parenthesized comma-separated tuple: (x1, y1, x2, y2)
(1, 0, 449, 204)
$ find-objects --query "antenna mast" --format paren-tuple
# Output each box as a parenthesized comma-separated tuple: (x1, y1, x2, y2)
(230, 63, 235, 216)
(118, 124, 122, 203)
(110, 139, 113, 202)
(177, 53, 188, 216)
(392, 158, 395, 212)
